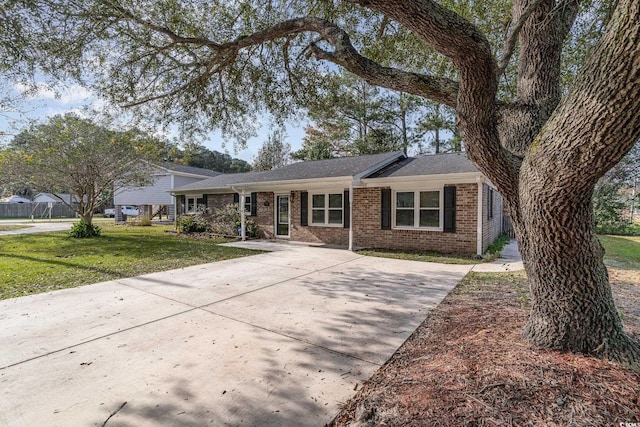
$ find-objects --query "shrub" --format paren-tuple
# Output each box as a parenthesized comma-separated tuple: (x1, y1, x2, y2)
(177, 205, 261, 237)
(207, 204, 261, 238)
(177, 215, 210, 233)
(69, 220, 101, 238)
(130, 216, 152, 227)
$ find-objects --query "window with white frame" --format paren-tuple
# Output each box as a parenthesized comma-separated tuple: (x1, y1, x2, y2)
(244, 194, 251, 214)
(186, 196, 205, 214)
(394, 190, 441, 229)
(311, 192, 343, 225)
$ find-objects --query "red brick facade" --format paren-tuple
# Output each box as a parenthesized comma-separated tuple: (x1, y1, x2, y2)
(206, 193, 234, 210)
(352, 184, 478, 255)
(204, 182, 498, 255)
(290, 190, 350, 245)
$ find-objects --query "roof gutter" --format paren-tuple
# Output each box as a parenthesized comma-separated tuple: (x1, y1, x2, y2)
(170, 175, 353, 195)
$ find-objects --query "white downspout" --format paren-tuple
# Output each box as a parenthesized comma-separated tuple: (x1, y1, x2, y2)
(240, 190, 246, 241)
(476, 177, 484, 256)
(348, 183, 354, 251)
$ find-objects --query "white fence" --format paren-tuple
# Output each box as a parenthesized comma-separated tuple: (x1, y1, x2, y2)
(0, 202, 76, 219)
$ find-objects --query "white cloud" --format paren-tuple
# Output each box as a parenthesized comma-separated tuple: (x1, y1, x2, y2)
(13, 82, 94, 105)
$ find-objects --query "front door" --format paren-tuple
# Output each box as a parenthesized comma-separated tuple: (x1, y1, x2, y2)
(276, 194, 290, 237)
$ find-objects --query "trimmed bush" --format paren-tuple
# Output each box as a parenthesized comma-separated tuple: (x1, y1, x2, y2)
(177, 215, 210, 233)
(69, 220, 101, 238)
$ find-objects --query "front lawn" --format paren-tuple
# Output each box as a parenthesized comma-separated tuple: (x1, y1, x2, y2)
(600, 235, 640, 269)
(0, 225, 259, 300)
(357, 234, 511, 265)
(357, 248, 481, 264)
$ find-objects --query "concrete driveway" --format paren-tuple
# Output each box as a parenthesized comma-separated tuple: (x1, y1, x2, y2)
(0, 242, 472, 426)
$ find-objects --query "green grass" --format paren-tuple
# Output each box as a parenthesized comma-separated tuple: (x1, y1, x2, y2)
(357, 248, 481, 265)
(625, 224, 640, 235)
(358, 234, 512, 265)
(600, 235, 640, 270)
(0, 224, 32, 232)
(484, 233, 511, 258)
(0, 225, 259, 300)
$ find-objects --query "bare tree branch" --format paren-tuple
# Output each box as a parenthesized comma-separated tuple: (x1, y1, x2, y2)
(111, 15, 460, 109)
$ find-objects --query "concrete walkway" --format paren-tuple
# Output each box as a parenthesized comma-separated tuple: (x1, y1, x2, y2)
(0, 244, 472, 426)
(471, 239, 524, 272)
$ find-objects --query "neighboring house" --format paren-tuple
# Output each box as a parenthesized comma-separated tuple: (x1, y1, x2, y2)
(113, 163, 221, 221)
(0, 195, 32, 203)
(171, 151, 504, 256)
(33, 193, 77, 205)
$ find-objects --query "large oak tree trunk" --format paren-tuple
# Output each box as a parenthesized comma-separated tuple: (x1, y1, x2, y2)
(513, 181, 640, 367)
(480, 0, 640, 370)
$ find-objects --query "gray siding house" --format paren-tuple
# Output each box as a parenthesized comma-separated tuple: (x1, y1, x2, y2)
(114, 163, 220, 221)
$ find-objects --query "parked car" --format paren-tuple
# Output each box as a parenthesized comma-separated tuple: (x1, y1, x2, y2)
(104, 206, 139, 217)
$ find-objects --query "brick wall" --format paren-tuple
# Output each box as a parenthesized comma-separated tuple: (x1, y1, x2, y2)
(289, 190, 350, 246)
(206, 193, 234, 211)
(482, 184, 504, 252)
(252, 192, 275, 239)
(352, 184, 478, 255)
(205, 184, 487, 256)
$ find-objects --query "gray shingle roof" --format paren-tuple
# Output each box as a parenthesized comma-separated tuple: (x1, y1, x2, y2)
(367, 152, 478, 178)
(159, 162, 222, 177)
(173, 151, 404, 192)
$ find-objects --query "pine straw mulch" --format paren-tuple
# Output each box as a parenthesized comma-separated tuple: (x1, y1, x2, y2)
(331, 269, 640, 427)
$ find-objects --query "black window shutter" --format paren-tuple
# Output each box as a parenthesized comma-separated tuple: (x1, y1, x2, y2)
(233, 193, 239, 204)
(343, 190, 350, 228)
(381, 188, 391, 230)
(202, 194, 208, 212)
(488, 188, 494, 219)
(300, 191, 308, 226)
(250, 192, 257, 216)
(444, 186, 456, 233)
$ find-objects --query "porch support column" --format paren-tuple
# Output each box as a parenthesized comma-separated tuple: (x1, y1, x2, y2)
(240, 189, 246, 241)
(348, 183, 354, 251)
(476, 177, 484, 257)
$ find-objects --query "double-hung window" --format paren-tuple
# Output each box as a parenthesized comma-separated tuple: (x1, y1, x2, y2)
(394, 190, 441, 229)
(311, 192, 343, 226)
(244, 194, 252, 214)
(186, 196, 205, 214)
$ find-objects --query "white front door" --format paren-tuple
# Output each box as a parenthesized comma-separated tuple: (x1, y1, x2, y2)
(275, 194, 290, 237)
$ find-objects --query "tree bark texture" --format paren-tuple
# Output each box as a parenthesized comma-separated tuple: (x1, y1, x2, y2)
(512, 0, 640, 368)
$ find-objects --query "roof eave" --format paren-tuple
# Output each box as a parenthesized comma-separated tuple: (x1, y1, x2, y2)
(359, 171, 483, 186)
(170, 176, 355, 195)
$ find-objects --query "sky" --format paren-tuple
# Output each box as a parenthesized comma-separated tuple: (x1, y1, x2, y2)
(0, 81, 306, 163)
